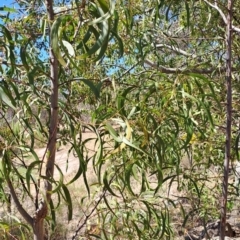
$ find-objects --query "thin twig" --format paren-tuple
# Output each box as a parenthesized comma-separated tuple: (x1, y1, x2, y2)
(144, 59, 234, 74)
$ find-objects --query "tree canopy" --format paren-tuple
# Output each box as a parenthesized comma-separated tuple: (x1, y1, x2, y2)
(0, 0, 239, 239)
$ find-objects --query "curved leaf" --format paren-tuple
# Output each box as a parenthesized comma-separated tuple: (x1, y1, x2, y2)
(50, 15, 70, 67)
(20, 42, 30, 72)
(103, 171, 118, 196)
(26, 161, 41, 191)
(52, 164, 64, 193)
(61, 184, 73, 221)
(110, 30, 124, 58)
(62, 40, 75, 57)
(88, 0, 115, 25)
(0, 86, 16, 110)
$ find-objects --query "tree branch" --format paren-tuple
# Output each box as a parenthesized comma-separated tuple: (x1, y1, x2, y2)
(144, 59, 231, 74)
(203, 0, 240, 33)
(45, 0, 58, 203)
(154, 44, 197, 58)
(7, 178, 33, 226)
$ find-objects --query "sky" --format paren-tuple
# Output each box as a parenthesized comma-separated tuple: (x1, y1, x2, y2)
(1, 0, 15, 7)
(0, 0, 19, 25)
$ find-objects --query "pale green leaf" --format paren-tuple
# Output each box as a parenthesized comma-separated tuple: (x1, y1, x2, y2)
(50, 15, 69, 67)
(0, 86, 16, 109)
(62, 40, 75, 57)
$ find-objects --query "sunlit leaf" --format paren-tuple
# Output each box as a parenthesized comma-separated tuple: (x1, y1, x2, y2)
(0, 86, 16, 109)
(62, 40, 75, 57)
(51, 15, 69, 67)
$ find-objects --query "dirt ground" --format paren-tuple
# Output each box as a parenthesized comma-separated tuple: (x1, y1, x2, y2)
(35, 130, 98, 179)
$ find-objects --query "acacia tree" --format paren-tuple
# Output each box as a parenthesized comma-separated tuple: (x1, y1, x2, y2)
(0, 0, 120, 239)
(0, 0, 239, 239)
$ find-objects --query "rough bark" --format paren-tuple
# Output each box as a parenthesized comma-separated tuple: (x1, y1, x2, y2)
(220, 0, 233, 239)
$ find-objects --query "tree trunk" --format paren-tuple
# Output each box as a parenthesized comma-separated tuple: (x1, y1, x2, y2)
(220, 0, 233, 239)
(32, 0, 59, 239)
(33, 218, 45, 240)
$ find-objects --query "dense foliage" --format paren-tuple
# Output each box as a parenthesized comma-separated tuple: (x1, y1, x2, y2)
(0, 0, 238, 239)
